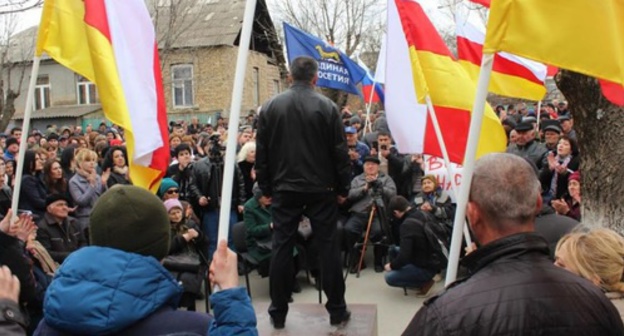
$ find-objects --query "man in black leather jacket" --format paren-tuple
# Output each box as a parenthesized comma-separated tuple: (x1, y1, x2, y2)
(192, 142, 245, 258)
(256, 56, 351, 329)
(404, 153, 624, 335)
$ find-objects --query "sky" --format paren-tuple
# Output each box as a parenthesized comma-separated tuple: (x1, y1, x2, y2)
(14, 0, 456, 36)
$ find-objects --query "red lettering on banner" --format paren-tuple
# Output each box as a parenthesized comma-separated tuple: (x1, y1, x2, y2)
(454, 173, 462, 187)
(427, 156, 443, 171)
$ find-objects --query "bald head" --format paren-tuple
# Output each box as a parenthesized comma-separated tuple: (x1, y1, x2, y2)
(469, 153, 541, 231)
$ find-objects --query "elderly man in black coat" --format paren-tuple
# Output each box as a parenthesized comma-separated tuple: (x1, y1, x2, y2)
(404, 153, 624, 335)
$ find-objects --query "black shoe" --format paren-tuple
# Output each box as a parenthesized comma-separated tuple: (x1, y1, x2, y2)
(374, 264, 383, 273)
(271, 317, 285, 329)
(292, 279, 302, 293)
(330, 310, 351, 326)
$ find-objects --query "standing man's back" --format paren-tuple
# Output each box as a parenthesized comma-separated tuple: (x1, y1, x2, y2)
(256, 56, 352, 330)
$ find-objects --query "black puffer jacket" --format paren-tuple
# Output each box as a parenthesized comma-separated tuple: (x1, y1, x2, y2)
(256, 82, 351, 197)
(403, 233, 624, 336)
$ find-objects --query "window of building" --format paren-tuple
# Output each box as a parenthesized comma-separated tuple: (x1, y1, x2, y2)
(172, 64, 194, 108)
(273, 79, 280, 95)
(34, 75, 50, 110)
(77, 75, 99, 105)
(252, 67, 260, 106)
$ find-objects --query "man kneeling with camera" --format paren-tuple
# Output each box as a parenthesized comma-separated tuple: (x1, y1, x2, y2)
(345, 156, 396, 273)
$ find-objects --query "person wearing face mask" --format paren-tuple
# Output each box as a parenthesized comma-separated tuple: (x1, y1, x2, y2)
(68, 149, 108, 235)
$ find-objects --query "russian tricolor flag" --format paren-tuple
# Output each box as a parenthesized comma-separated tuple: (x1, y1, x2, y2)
(356, 55, 385, 104)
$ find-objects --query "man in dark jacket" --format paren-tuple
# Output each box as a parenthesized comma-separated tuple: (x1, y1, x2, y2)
(404, 153, 624, 335)
(385, 196, 436, 294)
(166, 143, 200, 205)
(193, 144, 245, 258)
(36, 194, 86, 263)
(256, 56, 352, 329)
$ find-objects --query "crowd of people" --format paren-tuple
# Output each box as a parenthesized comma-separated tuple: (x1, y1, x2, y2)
(0, 54, 623, 335)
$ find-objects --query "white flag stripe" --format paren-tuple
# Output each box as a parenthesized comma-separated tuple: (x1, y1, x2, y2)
(106, 0, 162, 166)
(455, 9, 547, 83)
(385, 0, 428, 154)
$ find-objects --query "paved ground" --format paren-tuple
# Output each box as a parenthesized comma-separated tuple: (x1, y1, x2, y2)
(198, 253, 444, 335)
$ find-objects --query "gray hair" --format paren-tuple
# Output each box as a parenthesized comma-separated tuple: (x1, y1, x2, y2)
(290, 56, 318, 82)
(470, 153, 541, 225)
(237, 141, 256, 163)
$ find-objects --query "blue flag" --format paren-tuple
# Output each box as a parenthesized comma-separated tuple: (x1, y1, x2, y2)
(283, 22, 366, 95)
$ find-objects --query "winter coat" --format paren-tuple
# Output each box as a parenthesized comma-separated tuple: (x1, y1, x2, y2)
(413, 188, 455, 224)
(35, 247, 215, 336)
(0, 299, 27, 336)
(534, 205, 579, 259)
(348, 173, 396, 214)
(193, 157, 245, 212)
(403, 233, 624, 335)
(0, 232, 38, 311)
(539, 153, 580, 201)
(390, 208, 437, 272)
(256, 82, 351, 197)
(106, 171, 131, 188)
(19, 174, 47, 218)
(167, 163, 200, 205)
(36, 213, 87, 263)
(243, 197, 273, 263)
(506, 139, 548, 169)
(68, 173, 105, 230)
(238, 160, 255, 201)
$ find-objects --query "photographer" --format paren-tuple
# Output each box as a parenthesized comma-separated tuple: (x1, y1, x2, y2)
(166, 144, 200, 206)
(371, 131, 410, 198)
(345, 126, 370, 179)
(345, 156, 396, 273)
(193, 134, 245, 258)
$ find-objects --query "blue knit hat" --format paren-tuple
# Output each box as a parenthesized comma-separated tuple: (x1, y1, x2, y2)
(158, 178, 179, 199)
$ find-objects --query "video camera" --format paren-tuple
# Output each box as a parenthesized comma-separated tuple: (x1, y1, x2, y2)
(208, 133, 225, 162)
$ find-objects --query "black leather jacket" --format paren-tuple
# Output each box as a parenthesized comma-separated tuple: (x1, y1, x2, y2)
(192, 157, 245, 211)
(256, 82, 351, 196)
(404, 233, 624, 336)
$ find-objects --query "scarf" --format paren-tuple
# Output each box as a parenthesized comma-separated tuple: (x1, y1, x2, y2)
(550, 155, 572, 198)
(113, 166, 128, 176)
(29, 240, 58, 275)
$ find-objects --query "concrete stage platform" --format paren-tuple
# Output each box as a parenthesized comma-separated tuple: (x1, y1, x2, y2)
(255, 302, 377, 336)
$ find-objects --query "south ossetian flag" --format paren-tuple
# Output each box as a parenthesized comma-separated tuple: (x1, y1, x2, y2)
(36, 0, 170, 192)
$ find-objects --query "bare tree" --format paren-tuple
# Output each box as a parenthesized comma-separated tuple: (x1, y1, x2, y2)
(272, 0, 383, 106)
(0, 11, 33, 131)
(0, 0, 42, 15)
(146, 0, 212, 72)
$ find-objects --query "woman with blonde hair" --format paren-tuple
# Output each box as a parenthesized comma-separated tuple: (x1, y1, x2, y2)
(555, 228, 624, 319)
(69, 149, 109, 234)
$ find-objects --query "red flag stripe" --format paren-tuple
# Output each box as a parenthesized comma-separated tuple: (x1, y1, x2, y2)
(599, 79, 624, 106)
(423, 106, 470, 164)
(396, 0, 453, 58)
(469, 0, 491, 7)
(150, 43, 171, 188)
(84, 0, 112, 41)
(457, 36, 543, 86)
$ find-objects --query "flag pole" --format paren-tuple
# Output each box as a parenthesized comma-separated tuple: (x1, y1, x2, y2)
(445, 53, 494, 286)
(425, 95, 473, 248)
(217, 0, 257, 246)
(536, 100, 542, 137)
(11, 56, 41, 222)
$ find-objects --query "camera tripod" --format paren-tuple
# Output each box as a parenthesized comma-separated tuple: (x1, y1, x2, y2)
(344, 194, 394, 279)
